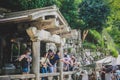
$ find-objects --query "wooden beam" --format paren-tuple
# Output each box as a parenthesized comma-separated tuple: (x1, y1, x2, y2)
(40, 39, 61, 45)
(0, 15, 32, 23)
(60, 30, 78, 38)
(46, 25, 65, 31)
(51, 27, 70, 35)
(0, 76, 10, 80)
(63, 71, 76, 75)
(31, 18, 57, 30)
(32, 41, 40, 80)
(59, 44, 64, 80)
(10, 74, 35, 79)
(0, 5, 69, 27)
(0, 74, 35, 79)
(60, 32, 71, 38)
(40, 73, 60, 77)
(40, 19, 55, 29)
(51, 27, 64, 34)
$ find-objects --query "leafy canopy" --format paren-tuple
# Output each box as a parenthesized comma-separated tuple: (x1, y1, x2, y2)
(78, 0, 110, 31)
(59, 0, 80, 29)
(0, 0, 56, 11)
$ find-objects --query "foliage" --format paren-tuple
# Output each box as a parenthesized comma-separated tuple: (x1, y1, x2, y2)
(84, 30, 103, 50)
(78, 0, 110, 31)
(107, 27, 120, 49)
(82, 41, 97, 49)
(83, 29, 119, 57)
(59, 0, 80, 29)
(0, 0, 56, 11)
(88, 30, 102, 45)
(110, 48, 118, 57)
(102, 29, 119, 57)
(102, 29, 113, 48)
(106, 0, 120, 50)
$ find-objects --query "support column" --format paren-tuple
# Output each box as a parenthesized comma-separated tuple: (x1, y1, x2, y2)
(32, 41, 40, 80)
(59, 44, 64, 80)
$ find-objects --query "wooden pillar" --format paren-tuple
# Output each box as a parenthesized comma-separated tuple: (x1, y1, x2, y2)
(32, 41, 40, 80)
(59, 44, 64, 80)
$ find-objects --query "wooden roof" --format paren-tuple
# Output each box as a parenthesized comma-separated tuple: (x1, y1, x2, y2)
(0, 5, 79, 41)
(0, 5, 68, 27)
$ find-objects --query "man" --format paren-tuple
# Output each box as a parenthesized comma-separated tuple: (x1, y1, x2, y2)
(47, 49, 60, 73)
(40, 52, 52, 80)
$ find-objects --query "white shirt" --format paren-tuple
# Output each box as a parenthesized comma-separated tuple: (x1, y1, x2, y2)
(81, 70, 88, 80)
(105, 72, 112, 80)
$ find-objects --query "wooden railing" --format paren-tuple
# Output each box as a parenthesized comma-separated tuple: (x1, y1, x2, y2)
(0, 74, 35, 80)
(40, 73, 60, 77)
(0, 71, 76, 80)
(63, 71, 76, 75)
(10, 74, 35, 79)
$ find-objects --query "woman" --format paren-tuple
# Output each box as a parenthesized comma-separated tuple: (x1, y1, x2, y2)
(18, 48, 32, 74)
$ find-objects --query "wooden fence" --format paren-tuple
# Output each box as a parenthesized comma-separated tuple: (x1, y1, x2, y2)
(0, 71, 76, 80)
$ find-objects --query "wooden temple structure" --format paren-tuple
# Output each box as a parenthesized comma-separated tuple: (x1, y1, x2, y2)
(0, 5, 78, 80)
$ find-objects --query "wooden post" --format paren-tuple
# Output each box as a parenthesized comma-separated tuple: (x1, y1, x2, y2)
(59, 44, 64, 80)
(32, 41, 40, 80)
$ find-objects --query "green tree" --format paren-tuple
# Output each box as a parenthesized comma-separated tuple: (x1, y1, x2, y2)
(0, 0, 56, 11)
(59, 0, 80, 29)
(106, 0, 120, 51)
(78, 0, 110, 41)
(107, 26, 120, 49)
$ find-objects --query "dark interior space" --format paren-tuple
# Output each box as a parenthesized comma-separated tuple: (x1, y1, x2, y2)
(40, 41, 46, 57)
(0, 23, 31, 75)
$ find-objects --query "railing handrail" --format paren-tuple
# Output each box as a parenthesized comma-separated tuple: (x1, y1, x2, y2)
(0, 74, 35, 79)
(63, 71, 76, 75)
(40, 72, 60, 77)
(0, 71, 76, 79)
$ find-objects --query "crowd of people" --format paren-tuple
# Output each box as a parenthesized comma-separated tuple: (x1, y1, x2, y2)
(18, 48, 78, 80)
(75, 65, 120, 80)
(17, 48, 120, 80)
(39, 49, 78, 80)
(99, 65, 120, 80)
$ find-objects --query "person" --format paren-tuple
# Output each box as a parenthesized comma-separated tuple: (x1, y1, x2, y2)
(64, 49, 71, 60)
(90, 71, 96, 80)
(115, 68, 120, 80)
(18, 48, 32, 74)
(81, 70, 89, 80)
(105, 66, 112, 80)
(84, 58, 90, 65)
(63, 54, 71, 71)
(47, 49, 60, 73)
(96, 70, 101, 80)
(100, 65, 106, 80)
(69, 55, 77, 71)
(40, 52, 52, 80)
